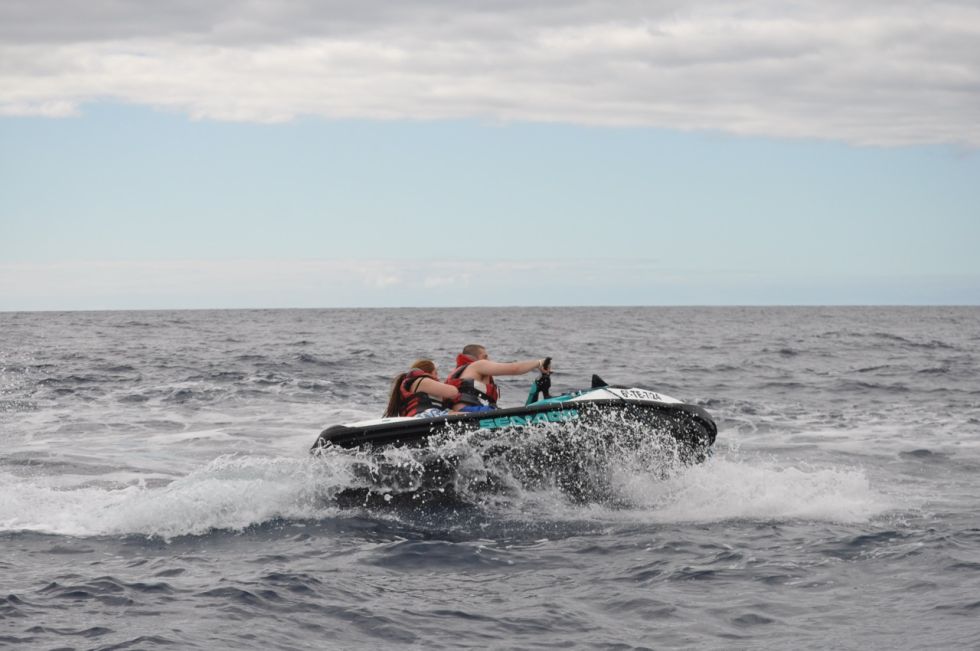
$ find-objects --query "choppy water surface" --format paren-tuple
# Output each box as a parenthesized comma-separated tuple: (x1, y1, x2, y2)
(1, 307, 978, 649)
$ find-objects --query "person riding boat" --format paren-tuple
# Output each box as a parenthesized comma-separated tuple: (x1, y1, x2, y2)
(383, 359, 460, 418)
(446, 344, 551, 412)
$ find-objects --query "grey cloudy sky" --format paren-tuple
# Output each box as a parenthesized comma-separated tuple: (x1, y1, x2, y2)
(2, 1, 978, 309)
(3, 0, 979, 146)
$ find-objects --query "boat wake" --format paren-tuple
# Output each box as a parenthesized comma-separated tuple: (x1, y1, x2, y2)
(0, 432, 898, 540)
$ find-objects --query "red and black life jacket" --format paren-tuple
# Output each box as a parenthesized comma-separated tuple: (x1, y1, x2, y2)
(398, 369, 445, 417)
(446, 354, 500, 407)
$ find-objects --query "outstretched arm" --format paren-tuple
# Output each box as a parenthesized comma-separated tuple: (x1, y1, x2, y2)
(469, 358, 549, 377)
(415, 377, 462, 400)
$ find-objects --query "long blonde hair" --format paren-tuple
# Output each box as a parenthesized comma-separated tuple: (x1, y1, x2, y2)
(383, 359, 436, 417)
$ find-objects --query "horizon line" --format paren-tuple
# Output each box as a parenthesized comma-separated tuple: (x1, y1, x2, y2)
(3, 303, 978, 314)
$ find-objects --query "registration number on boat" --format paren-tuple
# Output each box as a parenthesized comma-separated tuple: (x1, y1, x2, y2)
(608, 388, 681, 403)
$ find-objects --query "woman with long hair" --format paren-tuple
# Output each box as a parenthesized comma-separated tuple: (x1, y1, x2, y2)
(383, 359, 460, 418)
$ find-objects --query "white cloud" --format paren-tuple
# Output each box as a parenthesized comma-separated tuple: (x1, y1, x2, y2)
(0, 258, 976, 310)
(422, 274, 471, 289)
(0, 258, 659, 310)
(1, 1, 978, 145)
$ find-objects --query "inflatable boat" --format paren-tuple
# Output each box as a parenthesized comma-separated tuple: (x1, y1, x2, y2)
(311, 374, 716, 464)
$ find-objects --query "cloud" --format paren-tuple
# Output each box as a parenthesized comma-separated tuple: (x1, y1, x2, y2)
(1, 258, 976, 310)
(0, 258, 660, 310)
(1, 0, 979, 145)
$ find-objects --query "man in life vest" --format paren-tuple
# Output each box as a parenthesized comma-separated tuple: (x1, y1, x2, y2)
(446, 344, 551, 412)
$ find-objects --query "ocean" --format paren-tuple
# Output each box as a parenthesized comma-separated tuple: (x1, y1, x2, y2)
(1, 306, 978, 650)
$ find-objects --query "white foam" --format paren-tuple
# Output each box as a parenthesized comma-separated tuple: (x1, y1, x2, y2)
(612, 453, 899, 524)
(0, 455, 342, 539)
(0, 440, 905, 539)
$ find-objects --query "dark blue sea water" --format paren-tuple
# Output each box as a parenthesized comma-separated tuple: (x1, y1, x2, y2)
(1, 307, 979, 650)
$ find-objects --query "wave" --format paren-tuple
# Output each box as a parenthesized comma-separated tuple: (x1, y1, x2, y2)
(610, 455, 897, 524)
(0, 434, 899, 540)
(0, 456, 337, 540)
(866, 332, 956, 350)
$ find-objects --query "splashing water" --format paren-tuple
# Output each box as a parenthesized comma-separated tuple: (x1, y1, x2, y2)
(1, 429, 894, 540)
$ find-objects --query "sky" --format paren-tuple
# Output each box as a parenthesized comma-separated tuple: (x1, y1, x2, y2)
(1, 0, 978, 310)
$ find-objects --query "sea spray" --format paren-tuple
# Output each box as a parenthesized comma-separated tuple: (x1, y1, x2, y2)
(0, 455, 342, 539)
(614, 452, 897, 524)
